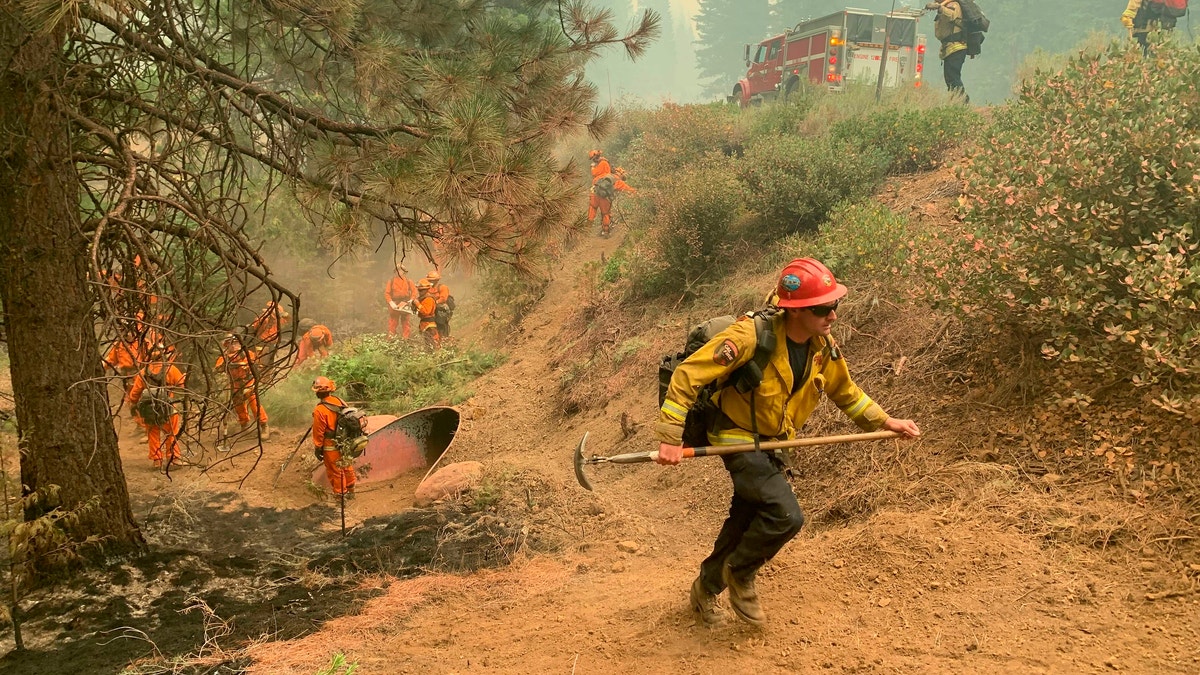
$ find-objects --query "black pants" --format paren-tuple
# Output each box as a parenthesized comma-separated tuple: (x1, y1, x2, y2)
(699, 450, 806, 594)
(943, 51, 968, 103)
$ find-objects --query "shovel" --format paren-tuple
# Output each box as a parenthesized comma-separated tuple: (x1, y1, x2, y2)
(573, 430, 902, 491)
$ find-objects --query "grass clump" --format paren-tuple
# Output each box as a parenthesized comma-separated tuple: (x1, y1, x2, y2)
(263, 335, 502, 425)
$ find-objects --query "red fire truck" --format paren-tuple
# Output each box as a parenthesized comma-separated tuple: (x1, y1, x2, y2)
(730, 9, 926, 106)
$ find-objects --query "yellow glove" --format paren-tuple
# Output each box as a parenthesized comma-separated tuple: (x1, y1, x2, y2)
(1121, 11, 1135, 29)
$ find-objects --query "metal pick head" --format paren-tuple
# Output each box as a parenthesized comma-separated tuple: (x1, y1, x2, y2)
(573, 432, 593, 491)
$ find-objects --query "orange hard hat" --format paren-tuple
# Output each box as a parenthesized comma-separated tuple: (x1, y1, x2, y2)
(588, 149, 602, 161)
(775, 258, 847, 309)
(417, 279, 433, 291)
(311, 376, 336, 393)
(426, 270, 441, 282)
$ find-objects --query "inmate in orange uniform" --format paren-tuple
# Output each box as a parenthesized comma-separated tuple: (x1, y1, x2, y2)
(105, 334, 148, 431)
(587, 151, 613, 227)
(215, 344, 268, 434)
(414, 282, 440, 350)
(250, 301, 290, 368)
(296, 324, 333, 365)
(313, 391, 356, 495)
(128, 359, 186, 467)
(426, 270, 452, 339)
(384, 271, 418, 339)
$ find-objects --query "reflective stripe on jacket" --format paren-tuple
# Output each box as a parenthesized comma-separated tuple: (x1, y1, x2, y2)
(934, 1, 967, 59)
(655, 314, 888, 446)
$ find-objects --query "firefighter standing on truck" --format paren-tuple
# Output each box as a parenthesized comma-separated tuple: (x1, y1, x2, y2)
(385, 264, 418, 339)
(655, 258, 921, 627)
(926, 1, 969, 102)
(311, 376, 356, 497)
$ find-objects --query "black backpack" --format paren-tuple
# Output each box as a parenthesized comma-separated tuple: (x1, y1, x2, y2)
(320, 402, 369, 458)
(658, 311, 777, 448)
(136, 370, 174, 426)
(435, 290, 455, 320)
(594, 176, 616, 200)
(957, 0, 990, 56)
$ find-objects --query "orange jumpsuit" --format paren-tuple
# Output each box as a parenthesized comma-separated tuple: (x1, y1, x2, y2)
(129, 362, 186, 465)
(105, 338, 147, 430)
(385, 275, 417, 338)
(215, 350, 267, 427)
(587, 158, 613, 226)
(251, 304, 287, 346)
(415, 293, 440, 350)
(313, 394, 356, 495)
(296, 325, 333, 365)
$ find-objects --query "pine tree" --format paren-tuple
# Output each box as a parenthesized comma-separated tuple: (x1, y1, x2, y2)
(0, 0, 657, 557)
(695, 0, 771, 98)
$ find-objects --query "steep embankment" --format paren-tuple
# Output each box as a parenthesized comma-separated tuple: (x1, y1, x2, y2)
(245, 172, 1200, 675)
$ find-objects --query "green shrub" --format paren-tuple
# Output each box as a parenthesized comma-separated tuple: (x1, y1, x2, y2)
(774, 201, 922, 280)
(738, 134, 887, 239)
(746, 88, 821, 138)
(263, 335, 502, 424)
(831, 105, 982, 175)
(627, 159, 744, 298)
(948, 42, 1200, 387)
(623, 102, 743, 183)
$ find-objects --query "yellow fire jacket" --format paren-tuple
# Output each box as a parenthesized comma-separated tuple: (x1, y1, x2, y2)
(933, 1, 967, 60)
(655, 315, 889, 446)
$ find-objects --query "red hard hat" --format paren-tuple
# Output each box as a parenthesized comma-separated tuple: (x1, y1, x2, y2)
(311, 376, 336, 393)
(775, 258, 847, 308)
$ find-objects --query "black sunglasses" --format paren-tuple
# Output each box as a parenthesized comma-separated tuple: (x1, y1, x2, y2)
(807, 300, 840, 317)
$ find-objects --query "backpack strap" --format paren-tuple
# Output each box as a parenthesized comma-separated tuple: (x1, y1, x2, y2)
(732, 311, 778, 394)
(319, 401, 344, 415)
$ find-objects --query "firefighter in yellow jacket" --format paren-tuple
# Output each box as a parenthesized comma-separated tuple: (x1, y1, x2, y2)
(1122, 0, 1179, 55)
(655, 258, 921, 627)
(926, 1, 968, 102)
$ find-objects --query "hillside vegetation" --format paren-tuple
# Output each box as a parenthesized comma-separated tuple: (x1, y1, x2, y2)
(562, 40, 1200, 542)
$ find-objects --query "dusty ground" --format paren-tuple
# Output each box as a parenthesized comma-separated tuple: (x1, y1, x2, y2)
(3, 192, 1200, 674)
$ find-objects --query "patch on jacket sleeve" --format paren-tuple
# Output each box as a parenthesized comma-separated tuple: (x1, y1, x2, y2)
(714, 339, 739, 366)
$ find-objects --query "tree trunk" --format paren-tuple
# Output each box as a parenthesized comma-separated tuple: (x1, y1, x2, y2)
(0, 8, 144, 555)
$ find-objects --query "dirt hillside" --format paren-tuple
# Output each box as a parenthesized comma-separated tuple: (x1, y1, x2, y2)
(3, 172, 1199, 674)
(246, 176, 1200, 674)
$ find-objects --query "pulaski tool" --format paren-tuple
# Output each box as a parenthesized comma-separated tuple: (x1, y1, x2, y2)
(573, 430, 902, 491)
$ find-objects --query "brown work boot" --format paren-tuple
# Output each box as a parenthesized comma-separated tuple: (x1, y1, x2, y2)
(722, 564, 765, 626)
(690, 577, 726, 627)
